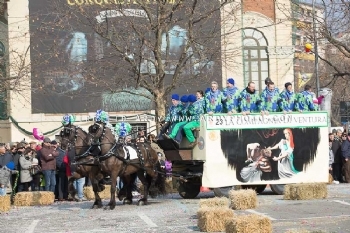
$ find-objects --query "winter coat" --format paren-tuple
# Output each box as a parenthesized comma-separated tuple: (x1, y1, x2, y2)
(341, 139, 350, 159)
(19, 155, 33, 183)
(205, 90, 225, 113)
(40, 145, 59, 171)
(0, 152, 13, 168)
(280, 89, 298, 111)
(56, 148, 66, 173)
(165, 104, 184, 123)
(296, 91, 317, 111)
(240, 88, 263, 113)
(188, 98, 205, 122)
(0, 166, 11, 186)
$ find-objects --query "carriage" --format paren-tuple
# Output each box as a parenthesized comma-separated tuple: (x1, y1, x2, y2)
(157, 111, 329, 198)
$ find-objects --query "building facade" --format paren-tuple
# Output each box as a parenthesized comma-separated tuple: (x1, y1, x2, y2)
(2, 0, 295, 142)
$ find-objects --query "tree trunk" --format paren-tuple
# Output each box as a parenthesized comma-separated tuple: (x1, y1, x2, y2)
(154, 94, 166, 134)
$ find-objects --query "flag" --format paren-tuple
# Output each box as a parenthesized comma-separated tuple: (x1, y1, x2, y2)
(298, 72, 313, 89)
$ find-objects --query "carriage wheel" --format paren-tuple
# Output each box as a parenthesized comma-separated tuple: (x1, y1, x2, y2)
(241, 184, 267, 194)
(178, 180, 201, 199)
(270, 184, 285, 195)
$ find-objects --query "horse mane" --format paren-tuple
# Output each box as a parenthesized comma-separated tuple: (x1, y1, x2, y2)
(104, 122, 118, 141)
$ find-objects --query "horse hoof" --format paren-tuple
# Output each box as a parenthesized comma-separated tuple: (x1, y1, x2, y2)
(123, 199, 132, 205)
(92, 205, 102, 209)
(137, 200, 146, 206)
(104, 205, 115, 210)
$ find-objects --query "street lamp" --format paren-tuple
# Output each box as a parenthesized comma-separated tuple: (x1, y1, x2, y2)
(312, 0, 320, 96)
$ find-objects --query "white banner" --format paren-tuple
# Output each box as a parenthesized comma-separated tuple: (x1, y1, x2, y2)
(205, 112, 328, 130)
(96, 9, 148, 23)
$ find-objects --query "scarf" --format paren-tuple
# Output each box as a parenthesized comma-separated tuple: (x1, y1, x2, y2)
(285, 89, 294, 101)
(209, 90, 220, 104)
(225, 87, 238, 98)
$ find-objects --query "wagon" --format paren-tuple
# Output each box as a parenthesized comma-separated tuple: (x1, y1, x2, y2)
(157, 112, 329, 198)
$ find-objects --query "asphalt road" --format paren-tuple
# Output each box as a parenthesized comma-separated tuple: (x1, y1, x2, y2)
(1, 184, 349, 233)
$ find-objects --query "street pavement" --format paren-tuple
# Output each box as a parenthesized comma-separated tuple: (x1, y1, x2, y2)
(0, 184, 349, 233)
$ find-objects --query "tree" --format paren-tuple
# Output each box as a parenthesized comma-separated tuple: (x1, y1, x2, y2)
(0, 0, 33, 118)
(278, 0, 350, 125)
(29, 0, 240, 130)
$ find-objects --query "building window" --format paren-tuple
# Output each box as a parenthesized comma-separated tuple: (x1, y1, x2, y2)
(242, 28, 269, 92)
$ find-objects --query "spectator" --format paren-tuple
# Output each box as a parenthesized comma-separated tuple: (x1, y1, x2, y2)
(53, 140, 68, 201)
(40, 137, 59, 192)
(19, 148, 34, 191)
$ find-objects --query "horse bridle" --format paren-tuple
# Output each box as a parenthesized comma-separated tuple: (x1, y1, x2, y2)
(60, 124, 93, 159)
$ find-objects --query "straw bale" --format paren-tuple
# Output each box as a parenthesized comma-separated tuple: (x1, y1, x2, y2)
(0, 195, 11, 212)
(13, 191, 54, 206)
(328, 173, 333, 184)
(284, 230, 327, 233)
(199, 197, 230, 208)
(228, 189, 257, 210)
(197, 207, 234, 232)
(225, 214, 272, 233)
(283, 183, 327, 200)
(83, 185, 112, 200)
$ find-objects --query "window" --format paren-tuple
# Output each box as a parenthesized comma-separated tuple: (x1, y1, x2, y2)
(242, 28, 269, 92)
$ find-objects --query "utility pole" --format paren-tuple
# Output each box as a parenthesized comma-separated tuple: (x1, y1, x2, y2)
(312, 0, 320, 97)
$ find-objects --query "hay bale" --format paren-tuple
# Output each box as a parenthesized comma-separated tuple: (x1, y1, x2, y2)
(328, 173, 333, 184)
(225, 214, 272, 233)
(284, 230, 326, 233)
(13, 191, 55, 206)
(197, 207, 234, 232)
(199, 197, 230, 208)
(283, 183, 327, 200)
(228, 189, 257, 210)
(0, 195, 11, 212)
(83, 185, 112, 200)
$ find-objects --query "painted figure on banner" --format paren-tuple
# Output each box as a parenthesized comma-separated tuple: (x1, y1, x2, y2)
(240, 143, 273, 182)
(220, 127, 320, 182)
(268, 128, 299, 178)
(66, 32, 87, 63)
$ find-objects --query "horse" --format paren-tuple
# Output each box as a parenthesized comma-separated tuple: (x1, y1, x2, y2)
(88, 121, 166, 210)
(59, 124, 106, 209)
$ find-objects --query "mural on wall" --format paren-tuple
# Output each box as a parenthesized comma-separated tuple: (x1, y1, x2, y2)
(29, 1, 221, 113)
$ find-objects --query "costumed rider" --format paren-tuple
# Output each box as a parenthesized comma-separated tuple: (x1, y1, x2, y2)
(115, 122, 132, 145)
(183, 94, 205, 148)
(222, 78, 241, 114)
(260, 81, 288, 113)
(158, 93, 183, 140)
(163, 95, 190, 145)
(240, 81, 264, 115)
(205, 81, 225, 114)
(296, 84, 317, 112)
(279, 82, 298, 112)
(115, 122, 140, 161)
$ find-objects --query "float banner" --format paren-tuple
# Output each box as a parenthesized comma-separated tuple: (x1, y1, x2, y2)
(198, 113, 329, 187)
(205, 112, 328, 130)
